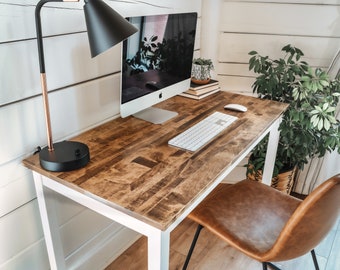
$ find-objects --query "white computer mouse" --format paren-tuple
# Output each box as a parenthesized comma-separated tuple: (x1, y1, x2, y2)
(224, 103, 247, 112)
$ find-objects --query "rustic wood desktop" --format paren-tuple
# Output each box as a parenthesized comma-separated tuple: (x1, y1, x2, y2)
(23, 91, 288, 270)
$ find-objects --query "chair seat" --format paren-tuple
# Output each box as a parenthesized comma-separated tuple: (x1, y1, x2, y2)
(188, 180, 302, 260)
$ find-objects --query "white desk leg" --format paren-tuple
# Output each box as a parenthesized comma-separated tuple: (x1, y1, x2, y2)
(33, 173, 66, 270)
(148, 230, 170, 270)
(262, 117, 282, 186)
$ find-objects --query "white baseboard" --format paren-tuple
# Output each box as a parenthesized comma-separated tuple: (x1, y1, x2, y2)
(66, 223, 140, 270)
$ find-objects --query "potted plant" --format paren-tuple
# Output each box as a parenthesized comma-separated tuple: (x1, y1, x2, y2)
(191, 58, 214, 85)
(247, 44, 340, 193)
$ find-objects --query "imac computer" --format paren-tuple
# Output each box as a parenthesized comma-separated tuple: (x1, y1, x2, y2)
(120, 12, 198, 124)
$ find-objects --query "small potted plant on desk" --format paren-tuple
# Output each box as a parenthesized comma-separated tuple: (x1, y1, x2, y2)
(247, 44, 340, 194)
(191, 58, 214, 85)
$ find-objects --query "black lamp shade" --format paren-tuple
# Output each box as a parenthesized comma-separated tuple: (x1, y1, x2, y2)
(84, 0, 138, 57)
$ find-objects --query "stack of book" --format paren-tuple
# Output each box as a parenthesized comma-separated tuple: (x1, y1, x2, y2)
(179, 79, 220, 100)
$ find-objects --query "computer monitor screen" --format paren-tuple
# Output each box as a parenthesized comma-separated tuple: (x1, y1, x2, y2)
(120, 12, 197, 124)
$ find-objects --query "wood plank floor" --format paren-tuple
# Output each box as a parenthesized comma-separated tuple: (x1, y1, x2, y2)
(106, 217, 340, 270)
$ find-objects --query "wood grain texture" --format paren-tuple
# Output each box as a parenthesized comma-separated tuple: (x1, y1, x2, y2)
(23, 92, 288, 230)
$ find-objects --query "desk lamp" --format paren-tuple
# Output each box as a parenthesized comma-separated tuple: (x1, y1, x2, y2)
(35, 0, 138, 171)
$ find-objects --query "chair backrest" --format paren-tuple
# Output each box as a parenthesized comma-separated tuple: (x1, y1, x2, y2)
(265, 174, 340, 262)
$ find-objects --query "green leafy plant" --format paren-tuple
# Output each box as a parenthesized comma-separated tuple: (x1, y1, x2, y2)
(247, 44, 340, 177)
(192, 58, 214, 81)
(192, 58, 214, 69)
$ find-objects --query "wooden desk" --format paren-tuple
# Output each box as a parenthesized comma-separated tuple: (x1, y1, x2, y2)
(23, 92, 288, 270)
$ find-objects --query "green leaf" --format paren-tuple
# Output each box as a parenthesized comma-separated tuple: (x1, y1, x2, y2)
(282, 44, 291, 52)
(323, 103, 329, 111)
(324, 119, 331, 131)
(326, 106, 336, 113)
(296, 48, 304, 57)
(317, 118, 324, 130)
(314, 105, 322, 112)
(320, 80, 329, 87)
(293, 113, 300, 121)
(310, 110, 319, 116)
(311, 81, 318, 91)
(311, 114, 318, 124)
(303, 80, 311, 89)
(301, 76, 310, 82)
(299, 112, 305, 121)
(328, 115, 337, 124)
(249, 57, 256, 71)
(313, 116, 321, 127)
(308, 67, 314, 76)
(292, 88, 299, 100)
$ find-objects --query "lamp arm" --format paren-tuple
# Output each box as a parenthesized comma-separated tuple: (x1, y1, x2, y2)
(35, 0, 79, 151)
(34, 0, 133, 171)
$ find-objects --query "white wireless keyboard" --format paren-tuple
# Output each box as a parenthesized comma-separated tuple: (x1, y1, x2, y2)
(168, 111, 237, 151)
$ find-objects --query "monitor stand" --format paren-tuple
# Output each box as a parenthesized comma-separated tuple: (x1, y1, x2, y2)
(133, 107, 178, 124)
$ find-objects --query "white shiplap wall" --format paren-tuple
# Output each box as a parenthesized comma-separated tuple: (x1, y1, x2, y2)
(0, 1, 201, 269)
(217, 0, 340, 95)
(1, 0, 339, 269)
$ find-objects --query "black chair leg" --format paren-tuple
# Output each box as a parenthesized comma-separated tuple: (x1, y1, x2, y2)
(184, 231, 320, 270)
(263, 262, 281, 270)
(311, 249, 320, 270)
(182, 224, 204, 270)
(263, 251, 319, 270)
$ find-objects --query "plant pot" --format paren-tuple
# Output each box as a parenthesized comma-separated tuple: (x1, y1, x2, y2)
(191, 77, 211, 85)
(191, 63, 211, 84)
(247, 163, 298, 194)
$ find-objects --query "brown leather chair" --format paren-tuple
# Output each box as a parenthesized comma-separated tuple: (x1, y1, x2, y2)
(183, 174, 340, 270)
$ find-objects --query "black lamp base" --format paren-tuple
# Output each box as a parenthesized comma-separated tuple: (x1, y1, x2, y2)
(39, 141, 90, 172)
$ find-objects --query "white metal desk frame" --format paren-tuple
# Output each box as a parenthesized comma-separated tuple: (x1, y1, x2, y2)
(33, 117, 281, 270)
